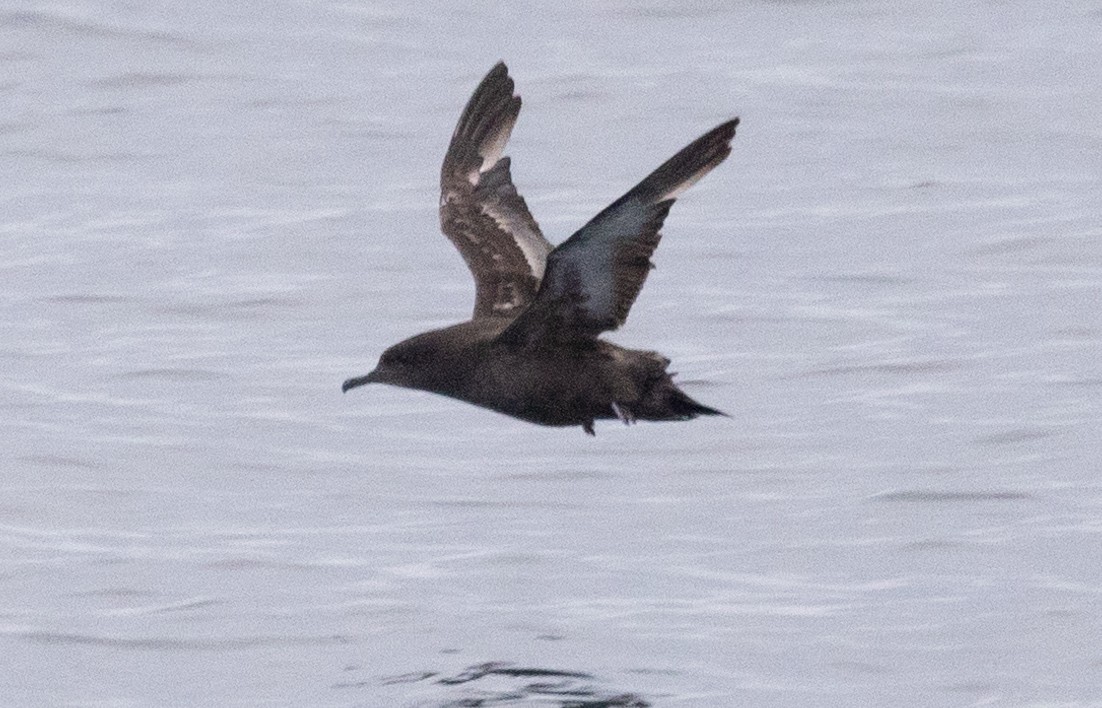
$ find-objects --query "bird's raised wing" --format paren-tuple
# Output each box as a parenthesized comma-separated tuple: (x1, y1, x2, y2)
(499, 118, 738, 346)
(439, 62, 554, 320)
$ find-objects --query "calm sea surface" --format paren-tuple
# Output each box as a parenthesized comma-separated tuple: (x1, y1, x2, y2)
(2, 1, 1101, 705)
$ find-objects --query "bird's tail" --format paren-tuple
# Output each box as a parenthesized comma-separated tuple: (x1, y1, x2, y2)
(637, 376, 726, 421)
(665, 385, 727, 419)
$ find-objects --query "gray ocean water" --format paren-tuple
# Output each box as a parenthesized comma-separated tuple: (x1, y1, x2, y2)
(3, 1, 1102, 706)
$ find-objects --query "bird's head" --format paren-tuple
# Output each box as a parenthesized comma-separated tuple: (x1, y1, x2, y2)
(342, 331, 453, 394)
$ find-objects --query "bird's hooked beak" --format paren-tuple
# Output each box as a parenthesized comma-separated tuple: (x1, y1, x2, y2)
(341, 369, 380, 393)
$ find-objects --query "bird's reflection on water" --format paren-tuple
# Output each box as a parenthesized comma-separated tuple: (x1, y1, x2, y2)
(338, 662, 651, 707)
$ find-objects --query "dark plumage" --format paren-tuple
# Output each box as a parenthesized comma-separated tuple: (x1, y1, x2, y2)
(343, 62, 738, 435)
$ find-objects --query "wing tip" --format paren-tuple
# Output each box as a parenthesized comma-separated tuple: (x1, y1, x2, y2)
(444, 62, 524, 184)
(717, 116, 740, 139)
(641, 116, 740, 202)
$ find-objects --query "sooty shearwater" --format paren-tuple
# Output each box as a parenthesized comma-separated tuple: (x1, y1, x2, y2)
(343, 62, 738, 436)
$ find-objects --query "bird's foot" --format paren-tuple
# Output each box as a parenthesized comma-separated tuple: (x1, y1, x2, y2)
(611, 401, 636, 426)
(582, 420, 596, 436)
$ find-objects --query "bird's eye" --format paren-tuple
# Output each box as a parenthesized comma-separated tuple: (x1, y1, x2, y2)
(385, 351, 412, 367)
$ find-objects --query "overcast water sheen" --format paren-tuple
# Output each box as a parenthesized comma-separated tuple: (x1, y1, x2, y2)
(3, 1, 1102, 706)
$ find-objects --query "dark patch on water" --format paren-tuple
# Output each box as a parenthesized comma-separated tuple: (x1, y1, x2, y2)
(0, 49, 36, 61)
(672, 377, 726, 388)
(551, 88, 613, 105)
(430, 498, 574, 511)
(18, 454, 97, 469)
(349, 662, 651, 707)
(436, 664, 593, 685)
(68, 106, 129, 117)
(967, 235, 1050, 257)
(67, 587, 157, 599)
(155, 296, 304, 320)
(942, 680, 997, 694)
(871, 490, 1029, 503)
(43, 293, 133, 305)
(971, 428, 1059, 445)
(117, 368, 227, 382)
(829, 659, 894, 675)
(7, 148, 151, 163)
(1, 10, 195, 47)
(0, 121, 31, 135)
(88, 72, 198, 89)
(799, 359, 963, 377)
(1052, 377, 1102, 388)
(12, 630, 353, 651)
(1050, 326, 1099, 338)
(807, 272, 911, 286)
(381, 670, 438, 685)
(501, 469, 612, 482)
(612, 2, 728, 20)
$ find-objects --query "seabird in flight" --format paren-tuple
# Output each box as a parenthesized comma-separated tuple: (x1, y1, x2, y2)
(343, 62, 738, 436)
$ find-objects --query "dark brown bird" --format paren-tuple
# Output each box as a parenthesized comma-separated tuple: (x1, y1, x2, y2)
(343, 62, 737, 435)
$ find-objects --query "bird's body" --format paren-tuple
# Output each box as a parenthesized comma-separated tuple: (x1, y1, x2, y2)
(343, 62, 737, 435)
(344, 318, 719, 433)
